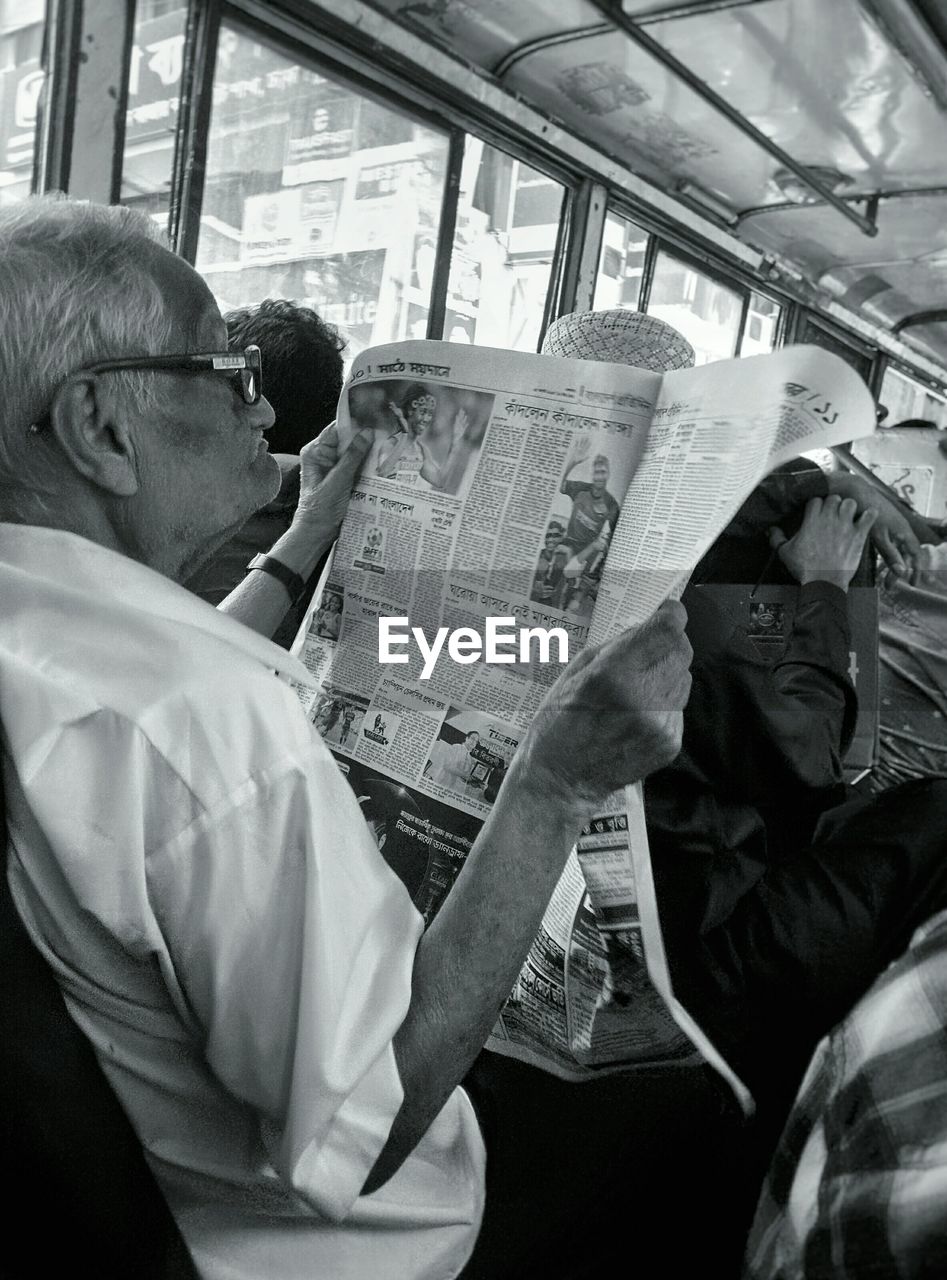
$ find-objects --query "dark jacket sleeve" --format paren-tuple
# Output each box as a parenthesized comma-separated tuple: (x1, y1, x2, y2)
(681, 579, 856, 804)
(721, 470, 829, 540)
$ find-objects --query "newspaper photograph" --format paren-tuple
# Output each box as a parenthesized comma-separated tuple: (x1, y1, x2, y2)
(290, 337, 876, 1106)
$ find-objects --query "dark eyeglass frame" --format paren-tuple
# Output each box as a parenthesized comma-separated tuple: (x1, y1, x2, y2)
(29, 345, 263, 433)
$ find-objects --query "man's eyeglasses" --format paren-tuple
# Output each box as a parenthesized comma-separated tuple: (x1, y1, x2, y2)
(29, 346, 263, 432)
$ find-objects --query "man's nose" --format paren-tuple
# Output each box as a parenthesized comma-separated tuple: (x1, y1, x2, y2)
(252, 394, 276, 432)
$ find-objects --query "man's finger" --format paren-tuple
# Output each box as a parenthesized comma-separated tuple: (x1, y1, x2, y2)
(768, 525, 788, 551)
(876, 527, 907, 574)
(333, 429, 373, 478)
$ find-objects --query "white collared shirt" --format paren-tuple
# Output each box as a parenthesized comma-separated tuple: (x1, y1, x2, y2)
(0, 524, 484, 1280)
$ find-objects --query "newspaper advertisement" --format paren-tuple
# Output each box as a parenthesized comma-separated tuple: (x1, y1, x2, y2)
(291, 338, 875, 1102)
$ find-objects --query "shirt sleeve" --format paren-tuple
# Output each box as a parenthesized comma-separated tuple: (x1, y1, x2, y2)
(747, 920, 947, 1279)
(561, 479, 587, 500)
(146, 734, 424, 1223)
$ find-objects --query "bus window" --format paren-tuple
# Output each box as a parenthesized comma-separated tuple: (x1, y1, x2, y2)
(879, 367, 947, 431)
(446, 138, 564, 351)
(193, 23, 449, 359)
(0, 0, 45, 206)
(593, 211, 648, 313)
(741, 292, 782, 358)
(793, 314, 873, 384)
(120, 2, 188, 229)
(647, 250, 741, 365)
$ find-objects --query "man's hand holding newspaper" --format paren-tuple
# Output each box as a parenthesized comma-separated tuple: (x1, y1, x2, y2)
(520, 602, 692, 810)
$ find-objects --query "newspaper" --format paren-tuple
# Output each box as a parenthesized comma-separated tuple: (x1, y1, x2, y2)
(290, 339, 874, 1107)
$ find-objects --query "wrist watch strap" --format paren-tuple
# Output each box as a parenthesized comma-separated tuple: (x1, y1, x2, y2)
(246, 553, 307, 604)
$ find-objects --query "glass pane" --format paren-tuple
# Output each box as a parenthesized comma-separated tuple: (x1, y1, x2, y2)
(647, 251, 742, 365)
(740, 290, 781, 358)
(195, 24, 449, 360)
(879, 366, 947, 430)
(793, 315, 873, 383)
(0, 0, 44, 205)
(446, 138, 564, 351)
(120, 1, 188, 229)
(593, 210, 648, 312)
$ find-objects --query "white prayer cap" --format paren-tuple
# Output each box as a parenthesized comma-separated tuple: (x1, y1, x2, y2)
(542, 309, 695, 373)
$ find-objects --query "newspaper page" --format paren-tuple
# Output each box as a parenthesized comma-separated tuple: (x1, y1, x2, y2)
(292, 339, 661, 912)
(491, 345, 873, 1099)
(292, 339, 874, 1101)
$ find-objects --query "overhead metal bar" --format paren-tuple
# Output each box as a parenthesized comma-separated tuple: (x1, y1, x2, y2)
(893, 309, 947, 335)
(636, 0, 773, 23)
(584, 0, 879, 237)
(492, 24, 610, 78)
(735, 184, 947, 227)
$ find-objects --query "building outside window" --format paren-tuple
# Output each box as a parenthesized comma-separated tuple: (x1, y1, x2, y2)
(594, 210, 648, 313)
(879, 366, 947, 430)
(0, 0, 44, 206)
(740, 291, 781, 357)
(120, 3, 188, 229)
(193, 23, 449, 359)
(647, 249, 742, 365)
(445, 138, 564, 351)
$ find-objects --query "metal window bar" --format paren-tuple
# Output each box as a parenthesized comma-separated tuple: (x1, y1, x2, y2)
(425, 129, 466, 341)
(168, 0, 222, 260)
(36, 0, 135, 202)
(33, 0, 83, 194)
(555, 178, 608, 318)
(540, 185, 576, 346)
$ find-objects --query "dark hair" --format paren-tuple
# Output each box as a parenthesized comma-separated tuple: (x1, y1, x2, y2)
(398, 382, 438, 415)
(224, 299, 346, 455)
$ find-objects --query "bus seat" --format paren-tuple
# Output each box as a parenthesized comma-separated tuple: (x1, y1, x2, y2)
(0, 763, 197, 1278)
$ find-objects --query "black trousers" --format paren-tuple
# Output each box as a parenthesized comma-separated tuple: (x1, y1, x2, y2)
(459, 778, 947, 1280)
(461, 1053, 749, 1279)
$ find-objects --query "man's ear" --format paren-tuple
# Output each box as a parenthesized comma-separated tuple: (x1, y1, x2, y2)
(47, 375, 140, 497)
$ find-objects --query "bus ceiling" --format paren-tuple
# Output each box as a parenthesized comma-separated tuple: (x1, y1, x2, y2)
(373, 0, 947, 373)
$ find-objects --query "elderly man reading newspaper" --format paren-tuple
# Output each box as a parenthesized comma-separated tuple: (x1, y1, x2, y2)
(0, 198, 699, 1280)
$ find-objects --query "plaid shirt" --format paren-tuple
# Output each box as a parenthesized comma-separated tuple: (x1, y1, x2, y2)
(745, 909, 947, 1279)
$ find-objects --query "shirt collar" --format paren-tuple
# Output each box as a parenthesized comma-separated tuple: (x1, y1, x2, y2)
(0, 523, 316, 688)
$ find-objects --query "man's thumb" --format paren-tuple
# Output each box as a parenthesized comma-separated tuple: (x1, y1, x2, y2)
(768, 525, 789, 553)
(339, 429, 373, 472)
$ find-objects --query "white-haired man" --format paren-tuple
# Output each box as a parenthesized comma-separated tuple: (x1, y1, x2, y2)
(0, 198, 694, 1279)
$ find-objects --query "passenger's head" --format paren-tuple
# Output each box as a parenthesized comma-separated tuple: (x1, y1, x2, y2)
(400, 385, 437, 435)
(464, 731, 480, 750)
(224, 299, 345, 455)
(0, 196, 277, 579)
(591, 454, 610, 496)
